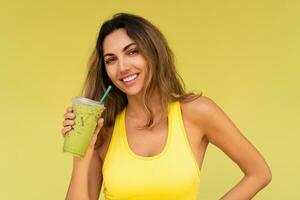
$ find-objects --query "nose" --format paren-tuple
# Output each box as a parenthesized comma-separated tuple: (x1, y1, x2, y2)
(118, 57, 130, 73)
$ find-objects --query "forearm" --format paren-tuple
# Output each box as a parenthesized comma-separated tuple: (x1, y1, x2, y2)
(65, 157, 92, 200)
(220, 175, 271, 200)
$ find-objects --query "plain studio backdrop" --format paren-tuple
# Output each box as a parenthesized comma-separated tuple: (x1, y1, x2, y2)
(0, 0, 299, 199)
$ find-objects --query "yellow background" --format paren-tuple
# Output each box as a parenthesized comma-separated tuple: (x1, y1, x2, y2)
(0, 0, 299, 199)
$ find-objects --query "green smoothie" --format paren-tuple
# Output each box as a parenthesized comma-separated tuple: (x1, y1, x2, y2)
(63, 97, 105, 157)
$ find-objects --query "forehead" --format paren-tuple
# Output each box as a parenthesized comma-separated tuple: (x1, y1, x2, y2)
(103, 28, 135, 53)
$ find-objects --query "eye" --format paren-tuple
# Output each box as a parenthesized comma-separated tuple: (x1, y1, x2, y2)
(105, 57, 116, 65)
(128, 49, 139, 55)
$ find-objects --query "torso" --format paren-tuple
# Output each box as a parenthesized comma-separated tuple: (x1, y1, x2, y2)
(98, 99, 209, 171)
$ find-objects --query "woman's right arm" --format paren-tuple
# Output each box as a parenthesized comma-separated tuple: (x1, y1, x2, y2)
(62, 107, 104, 200)
(66, 149, 103, 200)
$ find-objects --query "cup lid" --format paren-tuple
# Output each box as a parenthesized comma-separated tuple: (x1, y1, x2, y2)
(72, 96, 104, 107)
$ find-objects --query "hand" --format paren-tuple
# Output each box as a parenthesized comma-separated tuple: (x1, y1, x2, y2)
(61, 106, 75, 137)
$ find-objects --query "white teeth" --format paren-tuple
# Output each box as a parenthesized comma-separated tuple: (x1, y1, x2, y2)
(123, 74, 138, 82)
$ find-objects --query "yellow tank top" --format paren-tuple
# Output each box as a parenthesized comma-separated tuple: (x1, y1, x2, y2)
(102, 101, 201, 200)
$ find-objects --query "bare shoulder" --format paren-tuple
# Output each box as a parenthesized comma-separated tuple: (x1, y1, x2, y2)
(180, 95, 221, 125)
(181, 95, 243, 144)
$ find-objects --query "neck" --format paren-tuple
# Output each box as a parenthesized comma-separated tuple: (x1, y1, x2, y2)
(126, 89, 163, 122)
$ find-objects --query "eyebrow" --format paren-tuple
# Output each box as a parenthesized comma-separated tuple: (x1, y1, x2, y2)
(103, 42, 136, 58)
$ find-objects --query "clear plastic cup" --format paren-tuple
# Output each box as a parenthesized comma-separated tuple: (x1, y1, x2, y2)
(63, 96, 105, 157)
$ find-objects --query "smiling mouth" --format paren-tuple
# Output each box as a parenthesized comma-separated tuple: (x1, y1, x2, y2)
(121, 73, 139, 83)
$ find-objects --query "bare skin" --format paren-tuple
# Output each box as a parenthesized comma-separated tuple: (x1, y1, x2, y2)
(62, 28, 271, 200)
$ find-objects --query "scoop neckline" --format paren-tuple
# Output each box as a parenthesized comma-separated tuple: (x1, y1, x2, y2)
(122, 104, 172, 160)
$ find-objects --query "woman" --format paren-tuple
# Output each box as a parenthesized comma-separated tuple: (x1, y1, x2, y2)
(61, 13, 272, 200)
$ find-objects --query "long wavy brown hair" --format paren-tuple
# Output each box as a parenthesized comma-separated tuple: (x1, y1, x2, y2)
(80, 13, 202, 149)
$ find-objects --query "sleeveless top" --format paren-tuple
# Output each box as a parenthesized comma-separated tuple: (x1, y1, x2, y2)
(102, 101, 201, 200)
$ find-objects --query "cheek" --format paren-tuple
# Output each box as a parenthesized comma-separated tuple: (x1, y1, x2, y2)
(135, 56, 148, 71)
(105, 66, 114, 78)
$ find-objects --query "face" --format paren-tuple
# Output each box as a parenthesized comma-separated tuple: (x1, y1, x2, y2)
(103, 28, 147, 97)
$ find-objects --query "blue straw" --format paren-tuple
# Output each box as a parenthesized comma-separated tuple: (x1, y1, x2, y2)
(99, 85, 112, 104)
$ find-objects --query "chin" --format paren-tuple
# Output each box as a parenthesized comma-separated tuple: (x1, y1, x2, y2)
(114, 77, 145, 97)
(125, 90, 143, 97)
(121, 86, 144, 97)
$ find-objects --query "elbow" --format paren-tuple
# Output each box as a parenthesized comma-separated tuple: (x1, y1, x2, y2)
(263, 169, 272, 186)
(257, 168, 272, 188)
(246, 167, 272, 188)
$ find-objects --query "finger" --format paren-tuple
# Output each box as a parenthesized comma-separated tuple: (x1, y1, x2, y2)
(61, 126, 72, 137)
(64, 112, 75, 120)
(90, 133, 98, 147)
(90, 127, 101, 147)
(63, 120, 74, 127)
(94, 118, 104, 136)
(66, 106, 73, 112)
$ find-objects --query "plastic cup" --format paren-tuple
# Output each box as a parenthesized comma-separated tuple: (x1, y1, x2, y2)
(63, 96, 105, 157)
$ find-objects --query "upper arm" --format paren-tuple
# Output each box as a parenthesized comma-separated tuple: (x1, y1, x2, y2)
(88, 149, 103, 200)
(190, 96, 271, 179)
